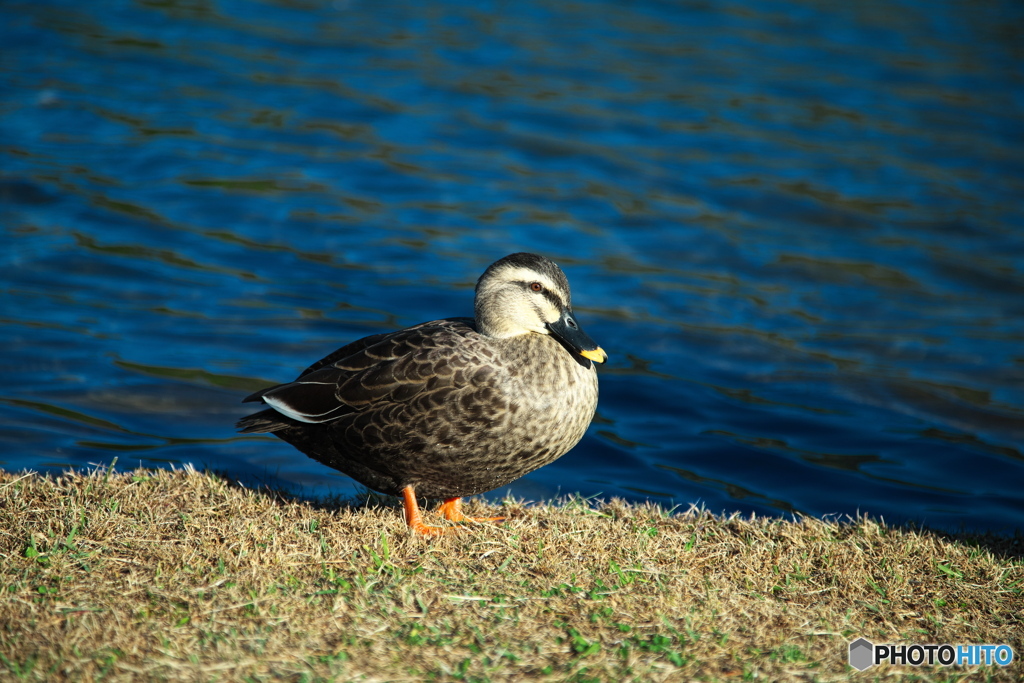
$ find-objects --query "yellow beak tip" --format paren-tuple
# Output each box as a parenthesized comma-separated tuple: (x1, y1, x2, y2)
(580, 347, 608, 364)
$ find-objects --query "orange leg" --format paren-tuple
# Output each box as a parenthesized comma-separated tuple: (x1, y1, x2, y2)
(437, 497, 505, 524)
(402, 485, 447, 536)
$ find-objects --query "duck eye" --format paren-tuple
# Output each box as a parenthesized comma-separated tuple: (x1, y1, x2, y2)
(530, 282, 543, 292)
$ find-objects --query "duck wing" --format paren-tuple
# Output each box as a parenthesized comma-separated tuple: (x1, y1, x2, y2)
(241, 317, 481, 426)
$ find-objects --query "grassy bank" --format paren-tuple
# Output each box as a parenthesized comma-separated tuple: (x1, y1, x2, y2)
(1, 466, 1020, 682)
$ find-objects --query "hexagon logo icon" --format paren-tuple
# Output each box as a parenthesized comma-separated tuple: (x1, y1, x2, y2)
(849, 638, 874, 671)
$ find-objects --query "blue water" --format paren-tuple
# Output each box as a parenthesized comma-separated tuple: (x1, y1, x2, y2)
(3, 0, 1023, 534)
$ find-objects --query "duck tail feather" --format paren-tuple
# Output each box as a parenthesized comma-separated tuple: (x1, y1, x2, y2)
(236, 408, 295, 434)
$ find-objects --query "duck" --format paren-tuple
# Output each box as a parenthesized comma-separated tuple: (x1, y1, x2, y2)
(236, 252, 607, 535)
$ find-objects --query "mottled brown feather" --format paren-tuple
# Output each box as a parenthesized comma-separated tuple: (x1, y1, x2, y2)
(236, 255, 601, 501)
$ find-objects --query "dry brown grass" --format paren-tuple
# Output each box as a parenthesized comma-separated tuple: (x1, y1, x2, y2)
(0, 465, 1020, 682)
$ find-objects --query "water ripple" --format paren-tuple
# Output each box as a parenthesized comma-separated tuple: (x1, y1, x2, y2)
(2, 0, 1022, 533)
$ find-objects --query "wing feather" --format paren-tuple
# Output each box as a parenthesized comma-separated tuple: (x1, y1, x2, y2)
(251, 318, 481, 425)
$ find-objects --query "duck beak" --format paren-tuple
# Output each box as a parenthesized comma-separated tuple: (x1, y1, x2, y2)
(546, 310, 607, 364)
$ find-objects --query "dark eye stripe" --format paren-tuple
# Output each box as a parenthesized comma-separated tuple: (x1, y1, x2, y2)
(517, 280, 564, 309)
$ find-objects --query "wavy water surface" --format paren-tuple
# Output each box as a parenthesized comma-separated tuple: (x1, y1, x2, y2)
(2, 0, 1023, 533)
